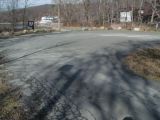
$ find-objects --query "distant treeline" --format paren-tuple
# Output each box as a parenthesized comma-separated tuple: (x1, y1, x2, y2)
(0, 0, 160, 32)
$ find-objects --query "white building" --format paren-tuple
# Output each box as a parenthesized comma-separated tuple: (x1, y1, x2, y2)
(120, 11, 132, 23)
(39, 16, 58, 24)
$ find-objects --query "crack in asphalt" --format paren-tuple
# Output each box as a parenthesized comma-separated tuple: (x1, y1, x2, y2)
(0, 41, 76, 65)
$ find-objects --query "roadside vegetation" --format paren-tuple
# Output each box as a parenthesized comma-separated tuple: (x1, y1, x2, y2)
(0, 54, 27, 120)
(0, 0, 160, 35)
(124, 47, 160, 81)
(0, 29, 56, 39)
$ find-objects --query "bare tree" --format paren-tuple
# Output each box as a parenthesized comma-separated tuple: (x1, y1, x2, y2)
(82, 0, 90, 26)
(7, 0, 19, 33)
(53, 0, 62, 30)
(149, 0, 160, 23)
(52, 0, 159, 27)
(60, 0, 78, 26)
(57, 0, 62, 31)
(138, 0, 144, 24)
(22, 0, 29, 29)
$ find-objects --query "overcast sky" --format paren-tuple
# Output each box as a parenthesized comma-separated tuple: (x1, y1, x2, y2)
(30, 0, 52, 6)
(0, 0, 52, 10)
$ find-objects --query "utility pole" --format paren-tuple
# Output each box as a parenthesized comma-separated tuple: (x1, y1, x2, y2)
(58, 0, 61, 31)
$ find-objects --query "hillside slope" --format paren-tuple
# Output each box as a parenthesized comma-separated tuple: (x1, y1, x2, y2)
(0, 4, 56, 22)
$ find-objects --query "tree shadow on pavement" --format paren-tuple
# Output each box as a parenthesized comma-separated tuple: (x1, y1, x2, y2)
(25, 40, 160, 120)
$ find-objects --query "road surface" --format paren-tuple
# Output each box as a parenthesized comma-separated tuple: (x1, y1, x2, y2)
(0, 30, 160, 120)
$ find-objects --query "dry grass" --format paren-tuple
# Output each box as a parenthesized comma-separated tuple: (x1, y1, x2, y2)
(0, 82, 27, 120)
(0, 55, 27, 120)
(124, 47, 160, 80)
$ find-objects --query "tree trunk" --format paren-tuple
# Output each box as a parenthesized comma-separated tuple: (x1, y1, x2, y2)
(151, 10, 155, 23)
(58, 0, 61, 31)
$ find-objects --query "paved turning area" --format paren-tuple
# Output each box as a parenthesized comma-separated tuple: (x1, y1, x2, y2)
(0, 31, 160, 120)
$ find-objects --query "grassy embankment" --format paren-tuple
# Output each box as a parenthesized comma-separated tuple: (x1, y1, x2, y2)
(0, 54, 27, 120)
(124, 47, 160, 81)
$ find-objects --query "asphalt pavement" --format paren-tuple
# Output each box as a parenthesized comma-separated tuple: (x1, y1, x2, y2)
(1, 30, 160, 120)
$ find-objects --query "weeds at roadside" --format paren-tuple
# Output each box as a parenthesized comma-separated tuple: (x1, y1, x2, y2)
(0, 53, 27, 120)
(124, 47, 160, 81)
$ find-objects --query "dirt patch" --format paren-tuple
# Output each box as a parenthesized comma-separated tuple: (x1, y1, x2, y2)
(124, 47, 160, 81)
(0, 54, 27, 120)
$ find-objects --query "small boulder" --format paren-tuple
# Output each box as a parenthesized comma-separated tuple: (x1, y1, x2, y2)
(100, 26, 105, 30)
(82, 27, 89, 31)
(133, 27, 140, 31)
(23, 30, 27, 34)
(92, 27, 97, 30)
(2, 32, 10, 36)
(117, 26, 122, 30)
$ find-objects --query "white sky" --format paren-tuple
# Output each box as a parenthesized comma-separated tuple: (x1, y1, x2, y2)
(0, 0, 52, 10)
(30, 0, 52, 6)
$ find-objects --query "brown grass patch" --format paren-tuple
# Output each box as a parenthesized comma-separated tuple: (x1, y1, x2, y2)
(0, 55, 27, 120)
(124, 47, 160, 80)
